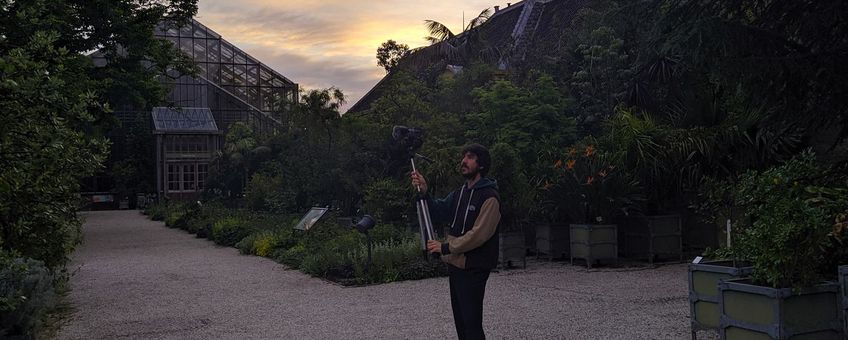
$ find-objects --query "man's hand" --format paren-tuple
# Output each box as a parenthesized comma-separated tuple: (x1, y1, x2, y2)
(426, 239, 442, 254)
(410, 171, 428, 194)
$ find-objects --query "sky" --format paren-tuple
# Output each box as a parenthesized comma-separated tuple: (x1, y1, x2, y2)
(196, 0, 506, 111)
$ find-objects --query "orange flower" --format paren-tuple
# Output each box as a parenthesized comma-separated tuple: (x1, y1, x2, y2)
(585, 145, 596, 157)
(565, 159, 576, 169)
(586, 176, 595, 184)
(598, 169, 608, 177)
(568, 147, 577, 157)
(554, 159, 563, 169)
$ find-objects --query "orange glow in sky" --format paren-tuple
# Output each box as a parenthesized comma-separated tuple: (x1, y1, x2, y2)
(196, 0, 505, 110)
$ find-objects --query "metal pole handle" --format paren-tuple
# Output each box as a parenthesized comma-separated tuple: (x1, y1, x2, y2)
(411, 157, 437, 249)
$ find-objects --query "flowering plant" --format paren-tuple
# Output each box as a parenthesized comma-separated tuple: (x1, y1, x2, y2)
(543, 138, 642, 224)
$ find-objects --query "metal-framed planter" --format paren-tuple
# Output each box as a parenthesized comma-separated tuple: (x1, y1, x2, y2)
(499, 230, 526, 270)
(569, 224, 617, 268)
(535, 223, 569, 260)
(718, 279, 842, 339)
(688, 261, 753, 339)
(623, 214, 683, 263)
(840, 265, 847, 335)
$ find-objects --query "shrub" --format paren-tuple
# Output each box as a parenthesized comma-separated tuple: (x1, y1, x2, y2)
(253, 231, 281, 257)
(244, 173, 294, 212)
(184, 202, 229, 234)
(362, 178, 412, 225)
(720, 151, 848, 288)
(236, 233, 259, 255)
(544, 137, 643, 224)
(211, 217, 252, 246)
(368, 223, 412, 244)
(300, 250, 347, 278)
(164, 210, 184, 228)
(348, 237, 447, 284)
(273, 244, 307, 268)
(0, 253, 56, 338)
(146, 201, 172, 221)
(149, 205, 166, 221)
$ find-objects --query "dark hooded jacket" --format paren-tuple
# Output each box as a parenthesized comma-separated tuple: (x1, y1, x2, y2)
(428, 177, 501, 270)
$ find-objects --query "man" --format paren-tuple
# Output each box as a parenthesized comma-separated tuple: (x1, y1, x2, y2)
(410, 143, 500, 340)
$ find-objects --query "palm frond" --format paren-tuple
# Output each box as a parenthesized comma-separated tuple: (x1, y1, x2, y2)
(466, 8, 492, 31)
(424, 20, 455, 42)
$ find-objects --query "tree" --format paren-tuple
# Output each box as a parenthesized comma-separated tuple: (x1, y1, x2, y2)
(0, 0, 198, 269)
(405, 8, 499, 67)
(467, 73, 577, 174)
(376, 40, 411, 73)
(297, 88, 345, 153)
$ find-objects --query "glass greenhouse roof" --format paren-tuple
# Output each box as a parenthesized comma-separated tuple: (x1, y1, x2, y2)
(152, 107, 219, 133)
(155, 19, 298, 113)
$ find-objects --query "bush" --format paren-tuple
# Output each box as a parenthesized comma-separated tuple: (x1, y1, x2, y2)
(183, 202, 228, 234)
(235, 230, 284, 257)
(146, 204, 448, 286)
(236, 233, 259, 255)
(719, 151, 848, 288)
(211, 217, 252, 247)
(0, 253, 56, 338)
(244, 173, 296, 212)
(254, 231, 282, 257)
(362, 178, 412, 225)
(368, 223, 412, 244)
(164, 210, 184, 228)
(147, 202, 168, 221)
(300, 250, 347, 278)
(348, 237, 446, 284)
(273, 244, 307, 268)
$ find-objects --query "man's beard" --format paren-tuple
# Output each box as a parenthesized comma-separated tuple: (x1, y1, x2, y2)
(461, 166, 479, 179)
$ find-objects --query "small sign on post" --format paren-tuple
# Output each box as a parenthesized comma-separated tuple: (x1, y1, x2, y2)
(293, 207, 329, 231)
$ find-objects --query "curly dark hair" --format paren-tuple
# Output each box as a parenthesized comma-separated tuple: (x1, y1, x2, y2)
(461, 143, 491, 176)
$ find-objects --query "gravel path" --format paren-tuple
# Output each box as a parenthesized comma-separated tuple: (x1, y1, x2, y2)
(57, 210, 692, 339)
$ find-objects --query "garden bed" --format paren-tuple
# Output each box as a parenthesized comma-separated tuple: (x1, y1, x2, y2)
(145, 201, 447, 285)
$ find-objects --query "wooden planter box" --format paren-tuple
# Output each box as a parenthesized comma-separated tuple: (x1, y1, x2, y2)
(535, 223, 569, 260)
(840, 265, 847, 336)
(499, 231, 526, 269)
(569, 224, 617, 268)
(623, 214, 683, 263)
(688, 261, 753, 339)
(718, 279, 842, 339)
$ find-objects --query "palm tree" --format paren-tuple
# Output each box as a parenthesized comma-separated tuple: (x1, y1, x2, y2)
(405, 8, 498, 67)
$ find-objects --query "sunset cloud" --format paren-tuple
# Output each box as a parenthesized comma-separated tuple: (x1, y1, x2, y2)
(196, 0, 502, 110)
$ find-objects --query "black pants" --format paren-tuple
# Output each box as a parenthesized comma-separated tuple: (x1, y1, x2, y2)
(448, 266, 491, 340)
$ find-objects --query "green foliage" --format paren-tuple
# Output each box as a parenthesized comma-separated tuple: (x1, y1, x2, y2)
(0, 1, 198, 270)
(362, 178, 411, 225)
(715, 151, 848, 288)
(569, 25, 632, 132)
(544, 137, 642, 224)
(0, 252, 56, 338)
(146, 203, 168, 221)
(654, 0, 848, 141)
(147, 205, 444, 285)
(489, 143, 536, 228)
(210, 217, 252, 247)
(253, 232, 281, 257)
(244, 173, 287, 212)
(273, 244, 307, 269)
(235, 233, 259, 255)
(376, 40, 411, 73)
(468, 74, 577, 171)
(0, 30, 107, 269)
(164, 210, 185, 228)
(206, 122, 259, 199)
